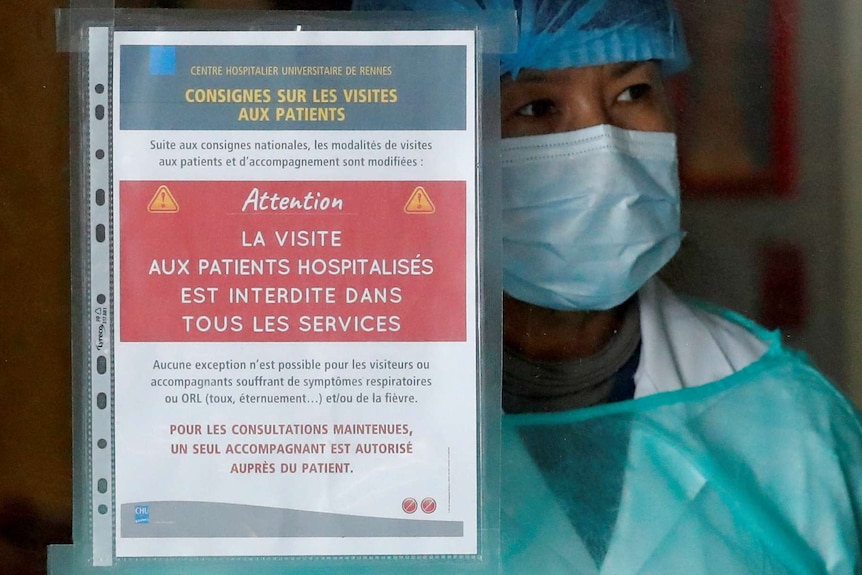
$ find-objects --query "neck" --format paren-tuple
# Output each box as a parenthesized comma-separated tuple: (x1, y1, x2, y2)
(503, 294, 625, 361)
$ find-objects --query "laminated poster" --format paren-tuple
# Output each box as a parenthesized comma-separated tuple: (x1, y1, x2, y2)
(112, 30, 479, 558)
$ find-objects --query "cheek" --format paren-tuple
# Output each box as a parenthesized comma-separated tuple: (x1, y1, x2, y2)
(611, 102, 675, 133)
(500, 116, 522, 138)
(502, 115, 556, 138)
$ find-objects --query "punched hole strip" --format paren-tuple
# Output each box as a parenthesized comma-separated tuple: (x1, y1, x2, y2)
(88, 26, 114, 568)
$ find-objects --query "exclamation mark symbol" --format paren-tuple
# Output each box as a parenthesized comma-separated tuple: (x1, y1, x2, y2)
(148, 185, 179, 213)
(404, 186, 435, 214)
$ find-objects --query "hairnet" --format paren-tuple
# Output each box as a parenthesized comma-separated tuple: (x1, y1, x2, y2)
(352, 0, 690, 77)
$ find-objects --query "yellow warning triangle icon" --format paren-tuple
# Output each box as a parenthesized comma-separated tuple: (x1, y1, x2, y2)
(147, 185, 179, 213)
(404, 186, 435, 214)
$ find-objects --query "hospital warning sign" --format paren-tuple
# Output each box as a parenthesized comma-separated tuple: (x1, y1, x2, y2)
(120, 180, 467, 343)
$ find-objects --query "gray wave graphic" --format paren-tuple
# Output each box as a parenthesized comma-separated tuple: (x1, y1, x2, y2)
(121, 501, 463, 538)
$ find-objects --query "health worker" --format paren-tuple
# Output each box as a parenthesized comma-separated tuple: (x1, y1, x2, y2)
(353, 1, 862, 573)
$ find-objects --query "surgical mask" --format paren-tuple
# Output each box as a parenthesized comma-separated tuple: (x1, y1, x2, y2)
(501, 124, 683, 311)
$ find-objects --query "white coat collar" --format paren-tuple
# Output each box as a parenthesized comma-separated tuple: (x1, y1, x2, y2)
(633, 278, 768, 398)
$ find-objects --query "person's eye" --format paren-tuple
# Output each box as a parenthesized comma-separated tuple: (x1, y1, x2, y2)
(517, 99, 557, 117)
(617, 83, 652, 103)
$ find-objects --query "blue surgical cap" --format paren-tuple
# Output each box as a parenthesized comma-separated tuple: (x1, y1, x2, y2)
(352, 0, 689, 77)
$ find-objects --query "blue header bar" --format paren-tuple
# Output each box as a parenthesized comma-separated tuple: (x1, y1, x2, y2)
(120, 44, 468, 131)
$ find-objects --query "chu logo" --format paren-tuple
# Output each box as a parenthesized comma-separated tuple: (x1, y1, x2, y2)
(134, 505, 150, 525)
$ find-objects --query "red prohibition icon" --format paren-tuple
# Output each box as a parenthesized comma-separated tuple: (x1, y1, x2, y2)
(402, 497, 418, 514)
(421, 497, 437, 514)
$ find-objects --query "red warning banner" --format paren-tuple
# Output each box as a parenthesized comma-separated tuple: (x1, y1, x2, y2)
(119, 181, 467, 342)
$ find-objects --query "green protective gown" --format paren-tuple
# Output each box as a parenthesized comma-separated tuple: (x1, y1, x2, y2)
(502, 311, 862, 574)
